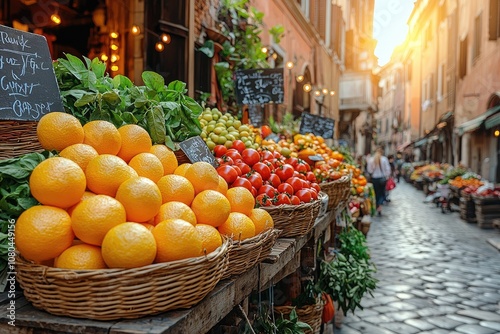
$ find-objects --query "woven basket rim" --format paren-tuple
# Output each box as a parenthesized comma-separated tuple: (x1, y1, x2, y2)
(260, 198, 322, 212)
(320, 175, 351, 186)
(228, 227, 281, 246)
(16, 237, 230, 276)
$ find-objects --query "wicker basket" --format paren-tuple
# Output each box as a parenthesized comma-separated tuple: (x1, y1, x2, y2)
(319, 176, 351, 211)
(274, 301, 324, 334)
(16, 239, 230, 321)
(0, 121, 43, 160)
(222, 228, 281, 279)
(261, 200, 321, 238)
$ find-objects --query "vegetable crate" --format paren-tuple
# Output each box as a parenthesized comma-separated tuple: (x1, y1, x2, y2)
(472, 195, 500, 229)
(459, 193, 476, 223)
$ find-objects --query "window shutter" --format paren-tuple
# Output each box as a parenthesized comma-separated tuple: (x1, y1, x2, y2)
(489, 0, 499, 40)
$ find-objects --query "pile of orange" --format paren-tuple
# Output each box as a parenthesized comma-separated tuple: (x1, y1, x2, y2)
(16, 112, 274, 270)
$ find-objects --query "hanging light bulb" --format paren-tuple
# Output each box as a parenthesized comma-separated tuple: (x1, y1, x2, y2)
(155, 41, 165, 52)
(296, 75, 304, 83)
(50, 14, 61, 25)
(110, 31, 119, 39)
(100, 53, 108, 61)
(131, 25, 141, 35)
(261, 46, 268, 54)
(330, 90, 336, 96)
(314, 90, 321, 96)
(110, 54, 119, 63)
(160, 33, 171, 44)
(286, 61, 294, 70)
(272, 53, 278, 60)
(322, 88, 329, 95)
(110, 42, 119, 51)
(111, 65, 119, 72)
(303, 83, 312, 92)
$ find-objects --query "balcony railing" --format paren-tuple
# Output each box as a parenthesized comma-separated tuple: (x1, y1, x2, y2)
(339, 71, 378, 112)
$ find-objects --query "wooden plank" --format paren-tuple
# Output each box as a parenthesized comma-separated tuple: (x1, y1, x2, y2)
(259, 251, 301, 292)
(259, 240, 299, 289)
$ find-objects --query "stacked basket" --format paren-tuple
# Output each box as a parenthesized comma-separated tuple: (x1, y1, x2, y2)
(16, 239, 231, 320)
(274, 300, 324, 334)
(319, 175, 351, 211)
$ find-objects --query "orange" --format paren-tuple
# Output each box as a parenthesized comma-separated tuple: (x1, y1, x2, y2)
(82, 120, 122, 155)
(216, 175, 228, 195)
(128, 152, 164, 183)
(15, 205, 74, 262)
(115, 177, 162, 222)
(66, 191, 97, 216)
(174, 163, 192, 176)
(101, 222, 157, 268)
(218, 212, 256, 241)
(71, 194, 126, 246)
(195, 224, 223, 254)
(154, 201, 197, 226)
(29, 157, 86, 208)
(117, 124, 152, 162)
(150, 145, 178, 175)
(85, 154, 137, 196)
(59, 143, 98, 172)
(184, 161, 219, 194)
(36, 112, 84, 151)
(226, 187, 255, 216)
(249, 208, 274, 235)
(54, 244, 107, 269)
(152, 219, 203, 262)
(156, 174, 195, 205)
(191, 190, 231, 227)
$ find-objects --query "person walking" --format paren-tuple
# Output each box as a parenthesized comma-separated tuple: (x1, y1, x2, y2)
(366, 147, 392, 216)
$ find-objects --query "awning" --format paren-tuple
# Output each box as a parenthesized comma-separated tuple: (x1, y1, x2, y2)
(457, 105, 500, 135)
(485, 112, 500, 129)
(414, 138, 427, 147)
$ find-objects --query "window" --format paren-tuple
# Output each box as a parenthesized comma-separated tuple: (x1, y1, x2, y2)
(489, 0, 500, 40)
(473, 13, 482, 62)
(194, 48, 212, 102)
(459, 36, 468, 79)
(145, 0, 188, 83)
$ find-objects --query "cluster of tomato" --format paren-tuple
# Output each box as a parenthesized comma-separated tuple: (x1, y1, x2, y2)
(214, 140, 321, 207)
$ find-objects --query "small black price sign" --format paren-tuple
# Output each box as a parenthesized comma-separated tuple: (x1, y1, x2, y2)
(178, 136, 217, 167)
(299, 112, 335, 139)
(235, 68, 284, 105)
(0, 25, 64, 121)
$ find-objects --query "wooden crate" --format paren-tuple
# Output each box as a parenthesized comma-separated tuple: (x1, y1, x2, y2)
(473, 196, 500, 229)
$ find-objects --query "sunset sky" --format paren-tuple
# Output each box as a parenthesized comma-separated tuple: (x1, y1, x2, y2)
(374, 0, 415, 66)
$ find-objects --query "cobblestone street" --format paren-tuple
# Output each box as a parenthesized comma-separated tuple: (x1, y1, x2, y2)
(332, 181, 500, 334)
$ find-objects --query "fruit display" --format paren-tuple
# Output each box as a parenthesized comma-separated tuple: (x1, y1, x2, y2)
(199, 107, 258, 151)
(213, 142, 321, 206)
(448, 173, 483, 189)
(13, 112, 274, 270)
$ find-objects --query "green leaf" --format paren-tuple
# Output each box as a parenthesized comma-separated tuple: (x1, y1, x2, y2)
(198, 40, 215, 58)
(102, 91, 121, 106)
(63, 53, 87, 79)
(145, 105, 167, 144)
(113, 75, 134, 89)
(122, 112, 139, 124)
(167, 80, 187, 93)
(142, 71, 165, 92)
(90, 57, 107, 78)
(182, 97, 203, 117)
(74, 93, 97, 107)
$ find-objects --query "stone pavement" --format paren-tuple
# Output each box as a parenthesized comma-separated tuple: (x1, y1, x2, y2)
(330, 181, 500, 334)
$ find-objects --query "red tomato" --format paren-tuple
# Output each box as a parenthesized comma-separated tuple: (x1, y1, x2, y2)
(231, 177, 253, 192)
(301, 179, 311, 188)
(258, 184, 278, 198)
(216, 157, 224, 166)
(293, 171, 306, 180)
(278, 182, 294, 196)
(232, 165, 242, 176)
(214, 145, 227, 158)
(235, 162, 251, 175)
(270, 158, 284, 168)
(306, 171, 317, 183)
(217, 165, 238, 184)
(286, 177, 304, 193)
(295, 189, 312, 203)
(276, 164, 295, 182)
(267, 173, 281, 188)
(251, 186, 257, 197)
(260, 150, 274, 162)
(290, 195, 301, 205)
(273, 151, 282, 159)
(309, 188, 319, 200)
(241, 148, 260, 166)
(263, 160, 275, 172)
(220, 155, 234, 166)
(225, 149, 242, 163)
(253, 162, 271, 180)
(246, 172, 263, 190)
(256, 194, 273, 207)
(311, 182, 321, 193)
(295, 163, 308, 174)
(232, 140, 246, 153)
(285, 157, 299, 167)
(276, 193, 292, 205)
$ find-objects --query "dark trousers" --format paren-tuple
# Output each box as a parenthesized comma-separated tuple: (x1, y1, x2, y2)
(372, 177, 387, 207)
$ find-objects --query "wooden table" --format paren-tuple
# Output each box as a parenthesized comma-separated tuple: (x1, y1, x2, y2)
(0, 206, 341, 334)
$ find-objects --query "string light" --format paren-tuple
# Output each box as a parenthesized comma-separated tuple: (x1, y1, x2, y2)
(111, 65, 119, 72)
(330, 90, 335, 96)
(160, 33, 171, 44)
(110, 42, 119, 51)
(131, 25, 141, 35)
(314, 90, 321, 96)
(296, 75, 304, 83)
(100, 54, 108, 61)
(110, 31, 119, 39)
(286, 61, 294, 70)
(303, 83, 312, 92)
(261, 47, 268, 54)
(110, 54, 119, 63)
(50, 14, 61, 25)
(155, 42, 165, 52)
(322, 88, 329, 95)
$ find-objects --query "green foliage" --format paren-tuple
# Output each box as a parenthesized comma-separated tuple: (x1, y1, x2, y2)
(54, 54, 203, 150)
(243, 304, 312, 334)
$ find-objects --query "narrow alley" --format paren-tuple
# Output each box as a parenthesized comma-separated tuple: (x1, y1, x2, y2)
(333, 181, 500, 334)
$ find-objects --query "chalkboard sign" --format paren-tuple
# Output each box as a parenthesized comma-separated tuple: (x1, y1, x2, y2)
(248, 104, 263, 127)
(235, 68, 284, 105)
(0, 25, 64, 121)
(299, 112, 335, 139)
(179, 136, 217, 167)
